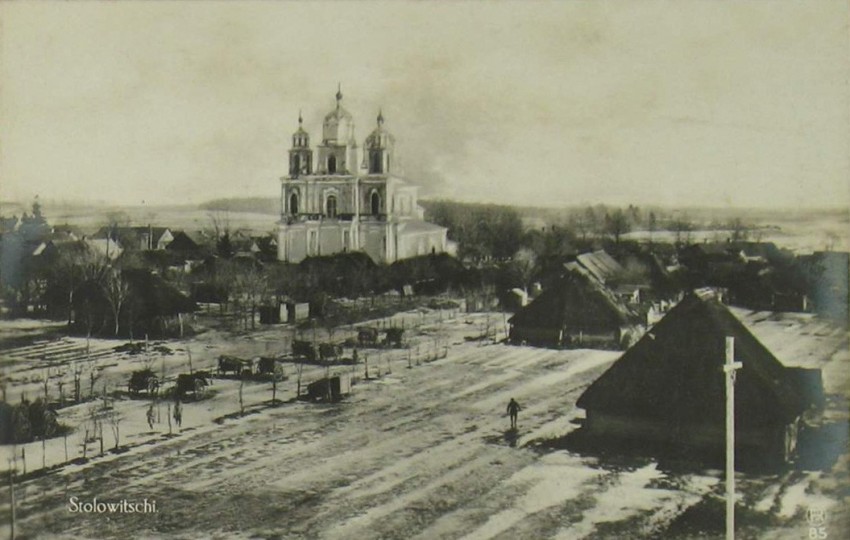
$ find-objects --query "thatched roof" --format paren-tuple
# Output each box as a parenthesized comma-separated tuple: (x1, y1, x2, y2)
(577, 292, 811, 426)
(509, 267, 637, 330)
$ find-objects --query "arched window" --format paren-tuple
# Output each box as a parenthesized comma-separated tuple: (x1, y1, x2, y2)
(371, 192, 381, 216)
(326, 195, 337, 218)
(291, 154, 300, 175)
(370, 152, 381, 174)
(327, 154, 337, 174)
(289, 192, 299, 215)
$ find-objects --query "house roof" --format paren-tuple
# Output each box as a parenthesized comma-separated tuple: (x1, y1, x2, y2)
(731, 241, 781, 261)
(683, 242, 737, 258)
(575, 250, 624, 284)
(576, 292, 812, 425)
(509, 267, 637, 329)
(94, 226, 171, 241)
(166, 231, 202, 252)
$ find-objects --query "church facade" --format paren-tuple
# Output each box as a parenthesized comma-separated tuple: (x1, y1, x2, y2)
(276, 89, 452, 264)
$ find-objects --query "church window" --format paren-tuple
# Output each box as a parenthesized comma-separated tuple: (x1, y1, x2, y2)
(289, 192, 299, 215)
(328, 155, 337, 174)
(370, 152, 381, 174)
(326, 195, 337, 218)
(291, 154, 301, 175)
(371, 192, 381, 216)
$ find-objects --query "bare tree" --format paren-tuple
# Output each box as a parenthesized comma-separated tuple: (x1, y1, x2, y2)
(88, 365, 101, 401)
(234, 265, 268, 331)
(604, 209, 631, 244)
(672, 214, 693, 245)
(728, 217, 749, 242)
(41, 369, 50, 402)
(513, 248, 537, 293)
(81, 425, 90, 459)
(648, 211, 657, 245)
(72, 362, 83, 403)
(85, 403, 104, 457)
(100, 381, 110, 412)
(56, 375, 66, 407)
(106, 410, 122, 450)
(105, 211, 131, 232)
(208, 210, 231, 239)
(270, 363, 282, 404)
(51, 241, 108, 329)
(102, 268, 129, 336)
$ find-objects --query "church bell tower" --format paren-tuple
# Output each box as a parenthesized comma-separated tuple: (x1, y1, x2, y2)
(364, 110, 394, 174)
(288, 112, 312, 177)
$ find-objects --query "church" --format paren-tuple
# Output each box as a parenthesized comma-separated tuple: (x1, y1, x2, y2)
(276, 88, 453, 264)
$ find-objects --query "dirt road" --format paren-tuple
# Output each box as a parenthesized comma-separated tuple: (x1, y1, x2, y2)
(2, 311, 848, 539)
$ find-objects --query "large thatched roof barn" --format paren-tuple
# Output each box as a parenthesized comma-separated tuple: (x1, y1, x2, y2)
(576, 291, 823, 466)
(508, 263, 642, 349)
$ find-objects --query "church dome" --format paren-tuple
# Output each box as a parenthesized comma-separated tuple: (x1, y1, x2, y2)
(322, 85, 355, 144)
(365, 110, 394, 149)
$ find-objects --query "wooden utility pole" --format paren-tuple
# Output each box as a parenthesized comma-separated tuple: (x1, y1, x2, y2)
(723, 337, 742, 540)
(8, 460, 16, 540)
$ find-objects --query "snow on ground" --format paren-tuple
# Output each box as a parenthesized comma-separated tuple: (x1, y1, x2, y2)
(459, 453, 603, 540)
(1, 308, 848, 539)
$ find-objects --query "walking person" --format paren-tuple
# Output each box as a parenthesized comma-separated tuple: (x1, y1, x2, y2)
(507, 398, 521, 429)
(173, 399, 182, 428)
(146, 402, 156, 430)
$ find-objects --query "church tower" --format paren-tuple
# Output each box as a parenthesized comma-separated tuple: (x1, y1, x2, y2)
(316, 85, 358, 175)
(363, 110, 395, 174)
(288, 112, 312, 177)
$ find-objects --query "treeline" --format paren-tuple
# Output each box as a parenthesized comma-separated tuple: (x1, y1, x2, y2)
(421, 199, 772, 263)
(421, 200, 651, 263)
(422, 201, 526, 261)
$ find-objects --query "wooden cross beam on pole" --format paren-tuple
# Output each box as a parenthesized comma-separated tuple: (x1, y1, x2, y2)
(724, 336, 743, 540)
(8, 458, 15, 540)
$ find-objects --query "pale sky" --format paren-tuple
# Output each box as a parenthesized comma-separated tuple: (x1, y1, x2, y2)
(1, 1, 848, 209)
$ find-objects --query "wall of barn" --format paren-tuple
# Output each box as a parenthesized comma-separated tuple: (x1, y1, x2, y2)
(509, 325, 561, 346)
(562, 329, 620, 349)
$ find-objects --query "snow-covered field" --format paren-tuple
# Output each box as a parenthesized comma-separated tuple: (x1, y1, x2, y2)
(1, 309, 848, 539)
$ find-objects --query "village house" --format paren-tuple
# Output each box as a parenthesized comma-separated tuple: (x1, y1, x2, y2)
(576, 291, 824, 467)
(95, 226, 174, 251)
(508, 260, 643, 349)
(276, 88, 453, 264)
(731, 241, 783, 265)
